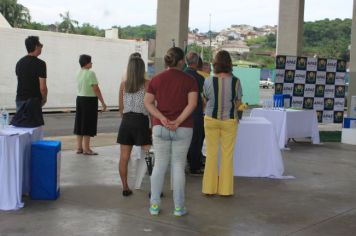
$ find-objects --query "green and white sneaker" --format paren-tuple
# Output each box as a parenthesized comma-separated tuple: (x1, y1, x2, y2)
(149, 204, 160, 215)
(173, 207, 187, 216)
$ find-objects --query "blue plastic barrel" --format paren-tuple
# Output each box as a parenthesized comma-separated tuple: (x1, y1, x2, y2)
(31, 140, 61, 200)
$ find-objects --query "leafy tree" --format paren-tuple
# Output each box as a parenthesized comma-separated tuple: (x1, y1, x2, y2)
(187, 43, 213, 62)
(58, 11, 78, 33)
(76, 23, 104, 37)
(0, 0, 30, 27)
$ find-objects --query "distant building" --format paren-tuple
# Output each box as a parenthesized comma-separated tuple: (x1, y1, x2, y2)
(219, 42, 250, 55)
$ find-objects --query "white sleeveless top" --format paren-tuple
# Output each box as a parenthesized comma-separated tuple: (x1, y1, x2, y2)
(123, 86, 148, 116)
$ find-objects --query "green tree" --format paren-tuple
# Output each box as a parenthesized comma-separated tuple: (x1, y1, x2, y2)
(76, 23, 104, 37)
(0, 0, 30, 27)
(58, 11, 78, 33)
(187, 43, 213, 62)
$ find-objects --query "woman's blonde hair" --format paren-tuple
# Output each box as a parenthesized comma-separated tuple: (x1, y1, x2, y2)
(125, 57, 146, 93)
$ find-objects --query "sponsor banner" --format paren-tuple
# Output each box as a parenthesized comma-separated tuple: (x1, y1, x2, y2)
(294, 70, 306, 84)
(335, 72, 346, 85)
(285, 56, 297, 70)
(275, 69, 285, 83)
(334, 111, 344, 123)
(296, 57, 307, 70)
(275, 55, 346, 123)
(316, 71, 326, 84)
(303, 97, 314, 109)
(324, 85, 335, 98)
(322, 111, 334, 123)
(307, 57, 317, 71)
(326, 59, 337, 72)
(334, 98, 345, 111)
(283, 83, 294, 95)
(314, 98, 324, 110)
(292, 97, 304, 108)
(304, 84, 316, 97)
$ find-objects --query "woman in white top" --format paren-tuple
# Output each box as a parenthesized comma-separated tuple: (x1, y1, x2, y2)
(117, 56, 151, 196)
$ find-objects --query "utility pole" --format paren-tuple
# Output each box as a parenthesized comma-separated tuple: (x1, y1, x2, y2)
(209, 13, 212, 62)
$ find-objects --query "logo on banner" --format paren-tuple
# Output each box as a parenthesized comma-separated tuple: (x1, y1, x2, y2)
(316, 110, 323, 123)
(306, 71, 316, 84)
(317, 58, 327, 71)
(296, 57, 307, 70)
(275, 83, 283, 94)
(337, 60, 347, 72)
(293, 84, 305, 97)
(335, 85, 345, 98)
(283, 83, 294, 95)
(276, 56, 286, 69)
(284, 70, 295, 83)
(334, 111, 344, 123)
(334, 98, 345, 110)
(326, 59, 337, 72)
(314, 98, 324, 109)
(303, 97, 314, 109)
(292, 97, 303, 108)
(307, 58, 317, 71)
(324, 98, 334, 110)
(326, 72, 336, 84)
(315, 85, 325, 97)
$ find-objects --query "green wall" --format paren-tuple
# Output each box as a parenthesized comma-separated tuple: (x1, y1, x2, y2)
(233, 67, 260, 105)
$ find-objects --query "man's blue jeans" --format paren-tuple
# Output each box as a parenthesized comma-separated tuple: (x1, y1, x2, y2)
(150, 125, 193, 208)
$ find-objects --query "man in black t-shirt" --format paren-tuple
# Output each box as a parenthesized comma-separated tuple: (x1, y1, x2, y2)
(15, 36, 47, 112)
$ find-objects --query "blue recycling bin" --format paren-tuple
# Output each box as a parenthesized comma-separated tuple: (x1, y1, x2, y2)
(31, 140, 61, 200)
(343, 117, 356, 128)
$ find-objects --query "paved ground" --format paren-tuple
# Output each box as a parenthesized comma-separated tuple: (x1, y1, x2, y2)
(1, 140, 356, 235)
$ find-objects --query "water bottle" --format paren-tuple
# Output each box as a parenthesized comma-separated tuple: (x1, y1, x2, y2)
(0, 107, 9, 129)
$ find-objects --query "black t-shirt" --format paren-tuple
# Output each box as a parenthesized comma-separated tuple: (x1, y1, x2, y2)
(15, 55, 47, 101)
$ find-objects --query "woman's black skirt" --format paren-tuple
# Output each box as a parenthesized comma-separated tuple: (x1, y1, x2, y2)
(117, 112, 152, 145)
(74, 96, 98, 137)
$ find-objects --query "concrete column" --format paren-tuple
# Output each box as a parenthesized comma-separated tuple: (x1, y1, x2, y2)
(347, 0, 356, 116)
(276, 0, 305, 56)
(155, 0, 189, 73)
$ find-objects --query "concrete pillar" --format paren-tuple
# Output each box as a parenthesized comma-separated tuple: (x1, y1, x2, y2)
(347, 0, 356, 116)
(276, 0, 305, 56)
(155, 0, 189, 73)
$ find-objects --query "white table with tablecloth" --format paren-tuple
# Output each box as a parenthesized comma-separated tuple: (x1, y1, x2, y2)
(233, 117, 289, 178)
(0, 126, 43, 210)
(250, 108, 320, 149)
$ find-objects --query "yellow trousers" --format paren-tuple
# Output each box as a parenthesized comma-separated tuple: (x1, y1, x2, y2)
(202, 116, 237, 195)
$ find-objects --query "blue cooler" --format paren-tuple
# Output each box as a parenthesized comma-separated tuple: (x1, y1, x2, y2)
(31, 140, 61, 200)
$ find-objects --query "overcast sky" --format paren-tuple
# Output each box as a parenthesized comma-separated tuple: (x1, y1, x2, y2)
(18, 0, 353, 32)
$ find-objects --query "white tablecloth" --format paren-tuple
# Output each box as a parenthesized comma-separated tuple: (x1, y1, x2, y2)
(0, 126, 43, 210)
(250, 108, 320, 149)
(233, 117, 288, 178)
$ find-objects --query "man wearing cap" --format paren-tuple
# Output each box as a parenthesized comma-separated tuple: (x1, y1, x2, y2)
(15, 36, 47, 121)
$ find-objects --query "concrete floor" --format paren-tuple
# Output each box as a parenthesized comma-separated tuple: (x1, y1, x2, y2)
(1, 141, 356, 236)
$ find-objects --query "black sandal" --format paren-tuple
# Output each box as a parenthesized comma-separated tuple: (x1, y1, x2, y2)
(122, 189, 133, 197)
